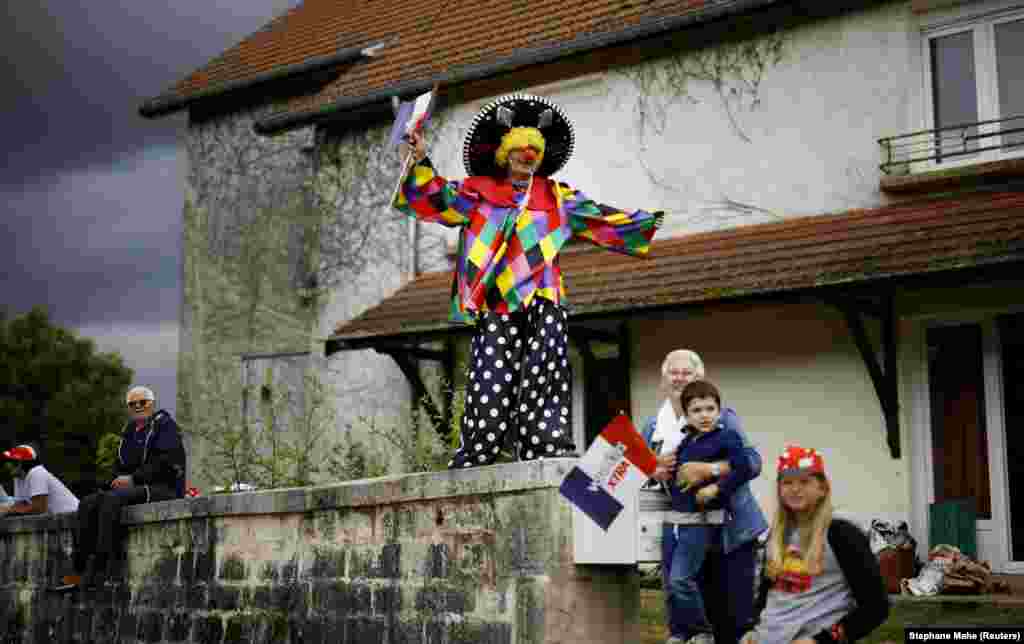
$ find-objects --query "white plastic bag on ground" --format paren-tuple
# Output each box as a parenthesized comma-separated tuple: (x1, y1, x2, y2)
(901, 544, 960, 596)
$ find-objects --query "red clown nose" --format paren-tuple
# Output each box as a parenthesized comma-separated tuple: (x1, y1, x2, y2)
(519, 148, 538, 162)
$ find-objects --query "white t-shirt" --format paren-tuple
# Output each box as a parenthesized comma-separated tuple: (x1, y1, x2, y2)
(12, 465, 80, 514)
(651, 399, 687, 455)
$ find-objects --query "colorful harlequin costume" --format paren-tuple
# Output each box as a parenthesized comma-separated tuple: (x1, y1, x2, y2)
(393, 93, 662, 468)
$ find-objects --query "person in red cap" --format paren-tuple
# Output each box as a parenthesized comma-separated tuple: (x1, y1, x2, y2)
(743, 446, 889, 644)
(0, 443, 79, 516)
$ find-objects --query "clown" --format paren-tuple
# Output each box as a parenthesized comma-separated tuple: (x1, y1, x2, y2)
(395, 93, 665, 469)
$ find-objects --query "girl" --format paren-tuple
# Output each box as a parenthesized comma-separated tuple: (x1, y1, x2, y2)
(745, 446, 889, 644)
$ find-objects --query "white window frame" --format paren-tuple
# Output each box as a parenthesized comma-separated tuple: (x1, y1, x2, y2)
(919, 1, 1024, 172)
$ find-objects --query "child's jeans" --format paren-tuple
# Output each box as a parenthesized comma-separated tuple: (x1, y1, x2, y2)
(662, 522, 723, 640)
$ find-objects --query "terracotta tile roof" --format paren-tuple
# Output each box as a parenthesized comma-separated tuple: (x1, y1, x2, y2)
(144, 0, 770, 122)
(331, 191, 1024, 345)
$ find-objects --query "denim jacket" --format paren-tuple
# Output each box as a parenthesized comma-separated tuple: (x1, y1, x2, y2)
(641, 406, 768, 553)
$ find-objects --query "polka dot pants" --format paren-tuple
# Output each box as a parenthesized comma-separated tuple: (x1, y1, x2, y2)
(449, 296, 577, 469)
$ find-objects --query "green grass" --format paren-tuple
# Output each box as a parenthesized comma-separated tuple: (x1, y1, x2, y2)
(638, 590, 1024, 644)
(867, 600, 1024, 644)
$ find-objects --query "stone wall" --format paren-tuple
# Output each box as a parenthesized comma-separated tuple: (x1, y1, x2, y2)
(0, 459, 640, 644)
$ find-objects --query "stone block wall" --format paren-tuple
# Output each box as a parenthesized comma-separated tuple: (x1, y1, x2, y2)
(0, 459, 640, 644)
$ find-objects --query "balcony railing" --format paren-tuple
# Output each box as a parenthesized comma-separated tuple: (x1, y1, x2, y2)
(878, 114, 1024, 175)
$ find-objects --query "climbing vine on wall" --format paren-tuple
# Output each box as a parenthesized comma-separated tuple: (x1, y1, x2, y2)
(618, 29, 787, 145)
(314, 108, 455, 289)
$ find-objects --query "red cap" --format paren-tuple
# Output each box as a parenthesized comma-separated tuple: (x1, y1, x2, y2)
(2, 445, 37, 462)
(776, 444, 825, 476)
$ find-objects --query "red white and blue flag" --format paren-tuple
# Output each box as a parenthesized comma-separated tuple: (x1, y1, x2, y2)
(559, 415, 658, 531)
(388, 90, 435, 149)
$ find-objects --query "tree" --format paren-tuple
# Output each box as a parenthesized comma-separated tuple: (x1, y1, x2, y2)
(0, 306, 134, 496)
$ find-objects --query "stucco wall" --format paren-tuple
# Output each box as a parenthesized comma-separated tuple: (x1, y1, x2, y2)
(179, 104, 453, 487)
(420, 1, 919, 250)
(179, 102, 324, 489)
(0, 460, 640, 644)
(313, 120, 456, 443)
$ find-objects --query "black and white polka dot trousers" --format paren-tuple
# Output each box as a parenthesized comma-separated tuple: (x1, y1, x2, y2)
(449, 296, 577, 469)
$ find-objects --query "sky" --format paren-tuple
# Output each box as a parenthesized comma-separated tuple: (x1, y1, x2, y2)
(1, 0, 299, 418)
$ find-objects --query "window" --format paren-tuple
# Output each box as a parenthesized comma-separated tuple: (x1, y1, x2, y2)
(240, 351, 310, 434)
(997, 312, 1024, 561)
(925, 6, 1024, 164)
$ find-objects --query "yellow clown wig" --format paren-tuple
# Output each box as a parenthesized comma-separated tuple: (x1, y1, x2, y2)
(494, 127, 546, 168)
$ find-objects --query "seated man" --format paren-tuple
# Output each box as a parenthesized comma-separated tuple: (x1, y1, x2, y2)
(56, 385, 186, 590)
(0, 444, 80, 516)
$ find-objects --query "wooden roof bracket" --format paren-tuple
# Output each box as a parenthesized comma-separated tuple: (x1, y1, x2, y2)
(832, 295, 901, 458)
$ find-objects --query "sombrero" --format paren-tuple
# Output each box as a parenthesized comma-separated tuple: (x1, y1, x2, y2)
(462, 93, 575, 178)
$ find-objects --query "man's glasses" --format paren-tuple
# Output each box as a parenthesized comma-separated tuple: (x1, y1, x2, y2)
(127, 400, 149, 410)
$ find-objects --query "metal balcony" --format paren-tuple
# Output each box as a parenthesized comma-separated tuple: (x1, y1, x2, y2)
(879, 114, 1024, 175)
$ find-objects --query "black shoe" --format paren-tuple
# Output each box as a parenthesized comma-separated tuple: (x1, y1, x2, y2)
(102, 556, 123, 587)
(81, 555, 108, 590)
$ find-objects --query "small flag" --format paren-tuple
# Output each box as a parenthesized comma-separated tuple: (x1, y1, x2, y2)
(388, 90, 435, 149)
(559, 415, 658, 531)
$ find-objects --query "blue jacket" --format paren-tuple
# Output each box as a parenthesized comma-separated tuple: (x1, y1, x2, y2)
(667, 420, 750, 513)
(641, 407, 768, 553)
(116, 409, 187, 498)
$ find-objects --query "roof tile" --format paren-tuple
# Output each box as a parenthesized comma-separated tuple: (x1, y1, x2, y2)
(153, 0, 737, 118)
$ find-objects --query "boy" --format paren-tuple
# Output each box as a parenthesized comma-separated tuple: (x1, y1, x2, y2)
(663, 380, 754, 644)
(0, 444, 80, 516)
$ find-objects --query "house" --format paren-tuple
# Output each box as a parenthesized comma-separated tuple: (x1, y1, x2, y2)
(141, 0, 1024, 573)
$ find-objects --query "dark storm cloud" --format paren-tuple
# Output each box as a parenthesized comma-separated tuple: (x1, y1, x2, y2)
(1, 0, 300, 416)
(0, 0, 297, 184)
(1, 145, 181, 327)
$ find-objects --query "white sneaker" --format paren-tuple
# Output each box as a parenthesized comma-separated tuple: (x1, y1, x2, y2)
(687, 633, 715, 644)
